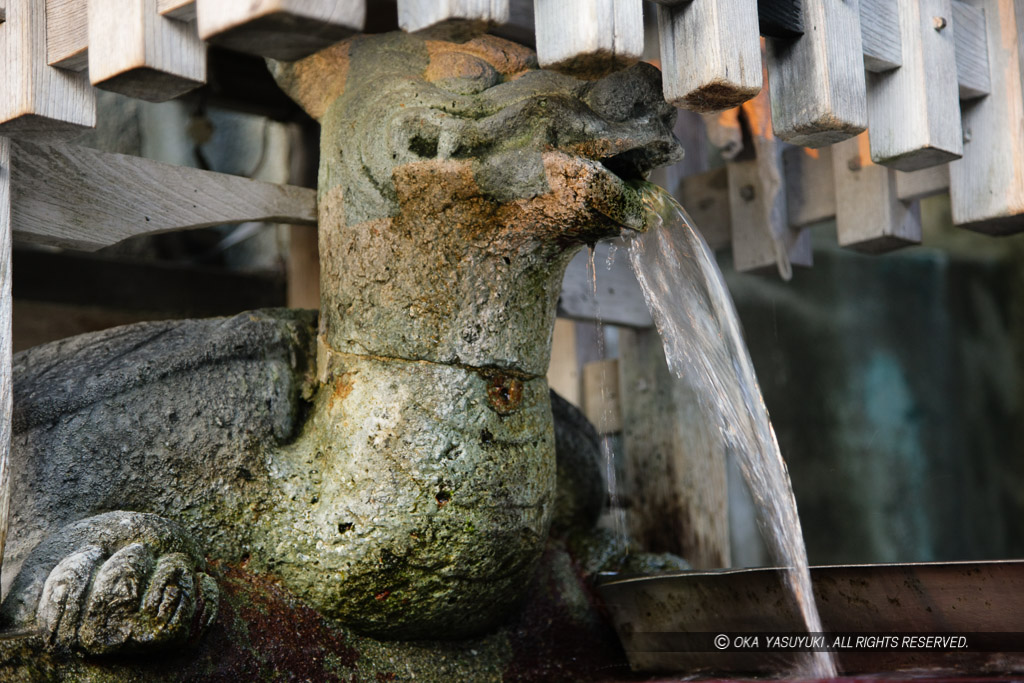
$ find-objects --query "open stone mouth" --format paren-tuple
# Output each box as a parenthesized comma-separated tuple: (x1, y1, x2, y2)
(596, 138, 682, 183)
(599, 149, 653, 182)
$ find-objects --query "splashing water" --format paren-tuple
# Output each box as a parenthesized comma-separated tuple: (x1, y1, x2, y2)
(625, 182, 837, 679)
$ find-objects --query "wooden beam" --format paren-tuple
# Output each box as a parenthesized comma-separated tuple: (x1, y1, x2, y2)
(618, 327, 730, 569)
(397, 0, 508, 31)
(952, 0, 990, 99)
(832, 134, 922, 252)
(656, 0, 762, 113)
(860, 0, 902, 72)
(0, 0, 95, 138)
(949, 0, 1024, 234)
(895, 163, 950, 201)
(558, 242, 652, 328)
(0, 138, 12, 584)
(866, 0, 962, 172)
(87, 0, 206, 102)
(196, 0, 365, 61)
(8, 140, 316, 251)
(533, 0, 643, 77)
(764, 0, 867, 147)
(729, 76, 811, 275)
(46, 0, 89, 71)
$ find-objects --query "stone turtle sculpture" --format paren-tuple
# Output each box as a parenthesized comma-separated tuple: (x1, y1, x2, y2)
(1, 29, 682, 659)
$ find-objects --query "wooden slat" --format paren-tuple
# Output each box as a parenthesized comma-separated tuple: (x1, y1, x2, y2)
(895, 163, 950, 201)
(157, 0, 195, 20)
(196, 0, 365, 61)
(0, 138, 11, 585)
(558, 242, 652, 328)
(866, 0, 962, 172)
(618, 327, 730, 569)
(690, 147, 950, 245)
(46, 0, 89, 71)
(533, 0, 642, 77)
(87, 0, 205, 102)
(784, 146, 836, 227)
(832, 134, 922, 252)
(0, 0, 95, 138)
(9, 140, 316, 251)
(952, 0, 990, 99)
(729, 77, 811, 275)
(949, 0, 1024, 234)
(397, 0, 508, 31)
(765, 0, 867, 147)
(727, 159, 811, 273)
(860, 0, 902, 72)
(656, 0, 762, 113)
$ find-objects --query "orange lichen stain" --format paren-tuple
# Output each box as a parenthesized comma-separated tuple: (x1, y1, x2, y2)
(374, 590, 391, 601)
(276, 41, 351, 120)
(425, 35, 536, 79)
(424, 50, 498, 86)
(332, 374, 354, 403)
(486, 373, 524, 415)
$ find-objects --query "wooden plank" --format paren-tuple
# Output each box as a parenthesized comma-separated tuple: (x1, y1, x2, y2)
(727, 159, 811, 273)
(87, 0, 205, 102)
(8, 140, 317, 251)
(558, 242, 652, 328)
(860, 0, 902, 72)
(832, 133, 922, 252)
(678, 166, 732, 250)
(46, 0, 89, 71)
(157, 0, 195, 20)
(949, 0, 1024, 234)
(534, 0, 643, 77)
(547, 318, 580, 407)
(656, 0, 762, 113)
(196, 0, 365, 61)
(0, 0, 95, 138)
(618, 327, 730, 569)
(866, 0, 962, 172)
(895, 163, 950, 200)
(783, 145, 836, 227)
(582, 358, 621, 435)
(397, 0, 508, 31)
(952, 0, 990, 99)
(729, 78, 811, 276)
(758, 0, 803, 40)
(0, 138, 11, 584)
(765, 0, 867, 147)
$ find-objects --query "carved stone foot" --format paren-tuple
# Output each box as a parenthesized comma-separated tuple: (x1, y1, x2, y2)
(1, 511, 218, 656)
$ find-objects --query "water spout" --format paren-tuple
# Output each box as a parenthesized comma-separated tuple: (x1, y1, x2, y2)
(626, 182, 837, 679)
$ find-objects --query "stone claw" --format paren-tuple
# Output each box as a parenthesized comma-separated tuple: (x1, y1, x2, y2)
(17, 514, 221, 657)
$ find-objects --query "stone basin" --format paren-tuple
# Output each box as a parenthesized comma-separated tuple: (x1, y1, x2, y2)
(599, 560, 1024, 676)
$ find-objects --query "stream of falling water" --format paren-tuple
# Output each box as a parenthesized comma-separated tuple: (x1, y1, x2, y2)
(586, 246, 629, 554)
(625, 182, 837, 679)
